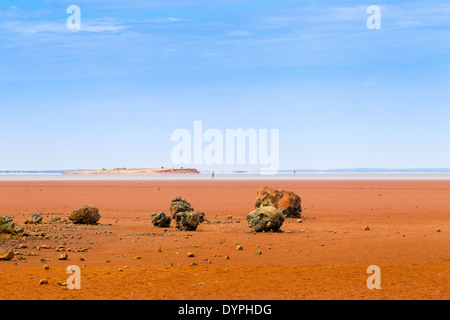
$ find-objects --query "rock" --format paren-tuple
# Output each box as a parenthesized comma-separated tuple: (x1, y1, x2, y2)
(236, 245, 243, 250)
(39, 279, 49, 285)
(174, 211, 200, 231)
(187, 252, 195, 257)
(365, 226, 371, 231)
(151, 212, 171, 228)
(0, 250, 14, 261)
(47, 216, 68, 224)
(255, 186, 302, 218)
(247, 206, 285, 232)
(0, 217, 15, 234)
(169, 197, 193, 218)
(25, 213, 43, 224)
(13, 227, 24, 234)
(43, 264, 49, 270)
(69, 205, 101, 224)
(197, 212, 206, 223)
(59, 253, 68, 260)
(3, 216, 14, 228)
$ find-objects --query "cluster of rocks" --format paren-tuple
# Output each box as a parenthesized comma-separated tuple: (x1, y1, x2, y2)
(247, 186, 302, 232)
(0, 205, 100, 237)
(151, 197, 206, 231)
(150, 187, 302, 233)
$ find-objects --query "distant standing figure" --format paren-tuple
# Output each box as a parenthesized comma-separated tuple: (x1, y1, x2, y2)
(212, 171, 215, 179)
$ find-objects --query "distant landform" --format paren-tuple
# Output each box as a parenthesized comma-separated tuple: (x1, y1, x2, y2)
(0, 168, 449, 174)
(62, 168, 200, 175)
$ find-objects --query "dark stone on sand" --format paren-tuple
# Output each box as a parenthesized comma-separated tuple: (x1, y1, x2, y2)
(151, 211, 172, 228)
(247, 206, 285, 232)
(169, 197, 193, 218)
(175, 211, 200, 231)
(69, 205, 101, 224)
(25, 213, 43, 224)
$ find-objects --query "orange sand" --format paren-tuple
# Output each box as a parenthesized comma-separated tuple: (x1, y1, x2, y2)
(0, 180, 449, 300)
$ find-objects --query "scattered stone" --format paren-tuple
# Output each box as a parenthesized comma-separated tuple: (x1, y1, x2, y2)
(13, 227, 24, 234)
(365, 226, 371, 231)
(39, 279, 49, 285)
(59, 253, 68, 260)
(47, 216, 68, 224)
(187, 252, 195, 257)
(255, 186, 302, 218)
(247, 206, 285, 232)
(69, 205, 101, 224)
(169, 197, 193, 218)
(437, 229, 441, 233)
(18, 243, 27, 249)
(43, 264, 49, 270)
(254, 250, 262, 255)
(25, 213, 43, 224)
(151, 212, 171, 228)
(0, 250, 14, 261)
(155, 245, 162, 252)
(56, 280, 66, 286)
(236, 245, 243, 250)
(175, 211, 200, 231)
(135, 256, 142, 260)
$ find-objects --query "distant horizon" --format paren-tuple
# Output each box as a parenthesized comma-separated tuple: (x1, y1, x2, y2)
(1, 167, 450, 174)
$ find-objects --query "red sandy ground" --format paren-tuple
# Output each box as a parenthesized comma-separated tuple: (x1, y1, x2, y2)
(0, 180, 449, 300)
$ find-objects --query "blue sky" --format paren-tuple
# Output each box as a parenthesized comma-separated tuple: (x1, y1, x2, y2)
(0, 0, 449, 171)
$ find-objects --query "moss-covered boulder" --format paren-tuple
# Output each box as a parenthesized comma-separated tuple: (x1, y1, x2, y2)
(151, 211, 171, 228)
(247, 206, 285, 232)
(169, 197, 193, 218)
(174, 211, 200, 231)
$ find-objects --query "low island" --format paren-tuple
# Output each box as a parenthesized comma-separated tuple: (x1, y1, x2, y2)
(62, 168, 200, 175)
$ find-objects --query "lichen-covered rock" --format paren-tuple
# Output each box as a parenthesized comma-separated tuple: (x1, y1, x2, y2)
(169, 197, 194, 218)
(69, 205, 101, 224)
(197, 211, 206, 223)
(255, 186, 302, 218)
(0, 250, 14, 261)
(25, 213, 43, 224)
(151, 211, 171, 228)
(247, 206, 285, 232)
(174, 211, 200, 231)
(0, 217, 15, 234)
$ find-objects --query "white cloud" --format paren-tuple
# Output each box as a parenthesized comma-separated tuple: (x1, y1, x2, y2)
(0, 19, 128, 34)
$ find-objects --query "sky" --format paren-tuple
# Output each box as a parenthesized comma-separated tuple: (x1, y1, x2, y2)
(0, 0, 449, 171)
